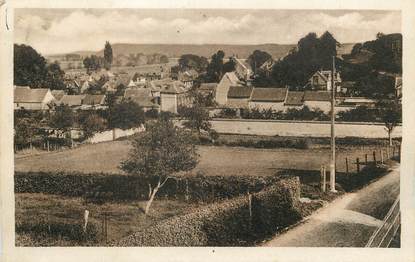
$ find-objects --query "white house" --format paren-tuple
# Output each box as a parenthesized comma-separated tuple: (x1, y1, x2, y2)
(14, 86, 55, 110)
(308, 70, 341, 92)
(160, 81, 192, 113)
(215, 72, 244, 105)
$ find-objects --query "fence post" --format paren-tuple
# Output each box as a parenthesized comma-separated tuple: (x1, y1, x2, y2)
(365, 154, 368, 166)
(83, 210, 89, 233)
(373, 151, 377, 164)
(322, 165, 327, 192)
(356, 158, 360, 173)
(345, 158, 349, 175)
(380, 149, 384, 164)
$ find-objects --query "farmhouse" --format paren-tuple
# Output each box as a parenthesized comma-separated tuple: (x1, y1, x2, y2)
(259, 59, 275, 77)
(178, 69, 199, 88)
(249, 88, 288, 111)
(232, 57, 253, 82)
(227, 86, 253, 108)
(215, 72, 245, 105)
(14, 86, 55, 110)
(303, 91, 332, 113)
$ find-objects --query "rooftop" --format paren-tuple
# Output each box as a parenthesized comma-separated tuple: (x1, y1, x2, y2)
(251, 88, 287, 102)
(14, 87, 50, 103)
(227, 86, 253, 99)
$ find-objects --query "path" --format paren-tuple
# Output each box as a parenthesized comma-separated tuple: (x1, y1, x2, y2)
(263, 163, 400, 247)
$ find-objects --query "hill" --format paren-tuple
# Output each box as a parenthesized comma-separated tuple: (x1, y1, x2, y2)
(71, 43, 295, 59)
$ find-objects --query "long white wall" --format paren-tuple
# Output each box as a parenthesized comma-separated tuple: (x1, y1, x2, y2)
(209, 119, 402, 138)
(87, 126, 145, 144)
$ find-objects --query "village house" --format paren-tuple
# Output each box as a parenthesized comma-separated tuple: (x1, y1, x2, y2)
(249, 88, 288, 111)
(258, 59, 275, 77)
(14, 86, 55, 110)
(307, 70, 341, 92)
(284, 91, 305, 110)
(81, 94, 106, 110)
(303, 91, 332, 113)
(123, 88, 160, 112)
(215, 72, 245, 105)
(59, 94, 86, 109)
(227, 86, 253, 108)
(232, 56, 253, 82)
(178, 69, 199, 88)
(160, 81, 192, 113)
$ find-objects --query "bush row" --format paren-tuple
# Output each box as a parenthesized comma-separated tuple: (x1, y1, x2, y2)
(15, 171, 283, 203)
(117, 177, 301, 246)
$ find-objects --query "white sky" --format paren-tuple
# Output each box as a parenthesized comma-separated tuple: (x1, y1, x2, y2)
(14, 9, 401, 55)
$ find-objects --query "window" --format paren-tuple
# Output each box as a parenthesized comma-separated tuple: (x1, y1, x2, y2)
(313, 76, 319, 84)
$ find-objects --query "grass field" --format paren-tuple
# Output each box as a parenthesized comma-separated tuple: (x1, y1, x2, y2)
(14, 139, 385, 176)
(15, 193, 199, 246)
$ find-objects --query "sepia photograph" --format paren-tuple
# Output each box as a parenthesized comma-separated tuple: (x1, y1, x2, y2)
(1, 1, 415, 260)
(10, 7, 404, 248)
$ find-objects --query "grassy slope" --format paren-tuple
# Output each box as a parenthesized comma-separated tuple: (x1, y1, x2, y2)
(15, 139, 382, 176)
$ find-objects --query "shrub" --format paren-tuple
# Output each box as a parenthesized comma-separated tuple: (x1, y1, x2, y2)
(117, 177, 301, 246)
(15, 171, 283, 203)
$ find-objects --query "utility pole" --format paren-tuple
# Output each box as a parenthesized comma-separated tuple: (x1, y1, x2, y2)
(330, 56, 337, 193)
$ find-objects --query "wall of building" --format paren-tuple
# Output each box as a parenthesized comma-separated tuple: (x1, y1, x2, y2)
(161, 93, 178, 113)
(215, 76, 232, 105)
(14, 102, 43, 110)
(304, 101, 332, 113)
(249, 101, 285, 111)
(208, 119, 402, 138)
(227, 98, 250, 108)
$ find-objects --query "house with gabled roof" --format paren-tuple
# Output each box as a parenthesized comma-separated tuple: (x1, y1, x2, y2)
(160, 81, 192, 113)
(51, 90, 66, 101)
(14, 86, 55, 110)
(249, 87, 288, 111)
(227, 85, 253, 108)
(199, 83, 218, 97)
(307, 70, 341, 92)
(215, 72, 245, 105)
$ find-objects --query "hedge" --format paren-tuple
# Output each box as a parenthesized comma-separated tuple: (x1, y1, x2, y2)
(15, 171, 283, 203)
(117, 177, 301, 246)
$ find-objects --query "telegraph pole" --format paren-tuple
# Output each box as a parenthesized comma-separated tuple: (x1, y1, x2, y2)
(330, 56, 337, 192)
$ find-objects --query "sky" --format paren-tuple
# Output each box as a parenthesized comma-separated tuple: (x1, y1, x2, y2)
(14, 9, 401, 55)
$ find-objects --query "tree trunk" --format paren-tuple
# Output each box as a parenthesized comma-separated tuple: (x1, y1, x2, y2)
(388, 129, 393, 147)
(145, 181, 160, 215)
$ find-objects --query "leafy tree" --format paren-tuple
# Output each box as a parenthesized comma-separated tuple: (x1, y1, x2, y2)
(337, 106, 380, 122)
(178, 54, 209, 73)
(78, 111, 107, 139)
(205, 50, 225, 82)
(49, 104, 74, 140)
(14, 117, 37, 149)
(378, 100, 401, 146)
(159, 55, 169, 64)
(104, 41, 113, 70)
(83, 55, 103, 74)
(247, 50, 272, 74)
(44, 62, 66, 90)
(14, 44, 48, 87)
(223, 58, 236, 74)
(121, 116, 198, 214)
(179, 104, 212, 136)
(108, 100, 145, 130)
(14, 44, 66, 89)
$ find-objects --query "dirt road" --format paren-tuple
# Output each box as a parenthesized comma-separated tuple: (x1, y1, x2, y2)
(263, 163, 400, 247)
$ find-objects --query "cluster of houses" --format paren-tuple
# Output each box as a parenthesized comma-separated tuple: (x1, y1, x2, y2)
(14, 54, 402, 116)
(14, 67, 193, 114)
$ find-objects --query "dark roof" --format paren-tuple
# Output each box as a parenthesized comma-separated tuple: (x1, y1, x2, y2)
(227, 86, 253, 98)
(304, 91, 331, 102)
(82, 94, 106, 105)
(251, 88, 287, 102)
(124, 88, 152, 99)
(285, 91, 304, 105)
(14, 88, 50, 103)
